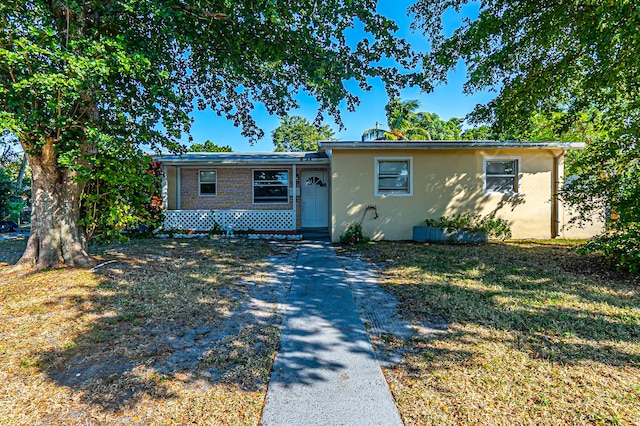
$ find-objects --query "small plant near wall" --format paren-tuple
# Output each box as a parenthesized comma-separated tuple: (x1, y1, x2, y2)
(207, 218, 224, 236)
(340, 223, 369, 245)
(424, 212, 512, 240)
(415, 212, 511, 243)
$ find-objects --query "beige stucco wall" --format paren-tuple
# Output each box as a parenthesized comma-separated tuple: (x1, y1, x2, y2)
(329, 148, 602, 242)
(558, 201, 606, 239)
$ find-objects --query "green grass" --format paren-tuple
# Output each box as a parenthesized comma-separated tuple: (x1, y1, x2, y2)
(355, 241, 640, 425)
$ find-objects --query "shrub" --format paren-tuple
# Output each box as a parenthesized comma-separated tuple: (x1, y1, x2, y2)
(577, 226, 640, 272)
(80, 154, 163, 243)
(0, 168, 15, 221)
(424, 212, 512, 240)
(339, 223, 369, 245)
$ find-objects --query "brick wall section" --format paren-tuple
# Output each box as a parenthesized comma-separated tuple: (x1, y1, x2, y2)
(180, 167, 292, 210)
(179, 165, 329, 229)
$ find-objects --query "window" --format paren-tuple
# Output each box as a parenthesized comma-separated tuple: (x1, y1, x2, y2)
(253, 170, 289, 203)
(484, 157, 519, 195)
(375, 157, 412, 196)
(199, 170, 217, 196)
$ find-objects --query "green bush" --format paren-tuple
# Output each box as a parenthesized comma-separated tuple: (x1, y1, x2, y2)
(339, 223, 369, 245)
(424, 212, 512, 240)
(80, 153, 163, 243)
(0, 168, 15, 221)
(578, 226, 640, 272)
(6, 201, 23, 223)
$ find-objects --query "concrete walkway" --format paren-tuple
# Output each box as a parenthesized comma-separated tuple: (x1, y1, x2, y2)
(260, 241, 403, 426)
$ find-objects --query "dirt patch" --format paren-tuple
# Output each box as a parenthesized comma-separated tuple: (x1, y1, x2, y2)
(0, 238, 297, 425)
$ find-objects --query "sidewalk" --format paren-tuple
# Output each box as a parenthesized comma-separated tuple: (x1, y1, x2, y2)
(260, 241, 403, 426)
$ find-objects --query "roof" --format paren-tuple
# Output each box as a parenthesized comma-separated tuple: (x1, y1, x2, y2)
(318, 140, 585, 150)
(156, 151, 330, 166)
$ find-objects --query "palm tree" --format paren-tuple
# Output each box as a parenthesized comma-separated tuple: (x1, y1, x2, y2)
(361, 99, 430, 141)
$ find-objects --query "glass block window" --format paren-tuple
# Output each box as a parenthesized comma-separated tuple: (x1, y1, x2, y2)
(199, 170, 217, 196)
(485, 158, 519, 194)
(253, 170, 289, 203)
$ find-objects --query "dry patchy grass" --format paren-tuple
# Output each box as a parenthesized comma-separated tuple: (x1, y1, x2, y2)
(355, 241, 640, 425)
(0, 238, 296, 425)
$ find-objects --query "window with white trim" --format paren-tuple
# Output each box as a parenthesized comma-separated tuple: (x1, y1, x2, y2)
(253, 170, 289, 203)
(484, 157, 519, 195)
(375, 157, 412, 196)
(199, 170, 217, 196)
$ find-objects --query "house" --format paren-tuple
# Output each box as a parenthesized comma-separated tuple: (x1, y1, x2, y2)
(157, 141, 604, 241)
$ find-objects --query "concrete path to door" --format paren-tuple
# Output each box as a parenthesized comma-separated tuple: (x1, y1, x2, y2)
(260, 241, 403, 426)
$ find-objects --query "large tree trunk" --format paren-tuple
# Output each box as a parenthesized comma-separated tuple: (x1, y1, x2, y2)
(16, 140, 92, 270)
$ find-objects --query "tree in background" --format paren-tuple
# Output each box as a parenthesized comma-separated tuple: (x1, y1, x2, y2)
(415, 112, 463, 140)
(187, 140, 232, 153)
(0, 168, 13, 222)
(362, 98, 467, 141)
(412, 1, 640, 270)
(272, 116, 335, 152)
(460, 125, 496, 141)
(362, 99, 428, 140)
(0, 132, 28, 186)
(0, 132, 28, 224)
(1, 1, 421, 269)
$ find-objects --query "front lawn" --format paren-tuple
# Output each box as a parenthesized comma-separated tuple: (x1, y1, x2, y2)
(0, 238, 296, 425)
(355, 241, 640, 425)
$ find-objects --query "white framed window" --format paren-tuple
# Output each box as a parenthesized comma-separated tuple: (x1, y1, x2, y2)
(253, 170, 289, 203)
(484, 156, 520, 195)
(375, 157, 413, 196)
(199, 170, 217, 196)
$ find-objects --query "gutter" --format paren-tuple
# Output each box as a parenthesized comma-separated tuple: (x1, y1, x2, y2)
(318, 141, 585, 151)
(155, 156, 330, 166)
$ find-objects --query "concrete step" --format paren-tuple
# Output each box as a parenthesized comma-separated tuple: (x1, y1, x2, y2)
(299, 228, 330, 241)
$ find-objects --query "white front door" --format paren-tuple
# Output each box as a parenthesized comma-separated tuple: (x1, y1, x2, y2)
(301, 171, 329, 228)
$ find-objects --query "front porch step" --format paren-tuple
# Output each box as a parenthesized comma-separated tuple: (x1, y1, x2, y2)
(299, 227, 330, 241)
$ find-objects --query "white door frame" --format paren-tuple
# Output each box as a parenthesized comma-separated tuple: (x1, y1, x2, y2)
(301, 170, 329, 228)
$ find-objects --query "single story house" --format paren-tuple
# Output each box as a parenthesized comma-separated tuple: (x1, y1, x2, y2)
(157, 141, 604, 241)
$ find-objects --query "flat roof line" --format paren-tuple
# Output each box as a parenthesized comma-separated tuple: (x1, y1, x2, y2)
(318, 140, 585, 150)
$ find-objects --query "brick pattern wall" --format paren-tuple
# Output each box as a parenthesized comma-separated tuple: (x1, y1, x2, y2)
(180, 167, 292, 210)
(178, 165, 329, 229)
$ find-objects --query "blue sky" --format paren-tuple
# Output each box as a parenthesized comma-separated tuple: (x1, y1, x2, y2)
(186, 1, 492, 152)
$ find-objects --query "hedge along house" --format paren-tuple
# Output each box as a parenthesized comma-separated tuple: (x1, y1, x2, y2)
(157, 141, 604, 240)
(320, 140, 604, 241)
(157, 152, 331, 233)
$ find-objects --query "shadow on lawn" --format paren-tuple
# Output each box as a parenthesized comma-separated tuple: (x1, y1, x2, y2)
(35, 240, 299, 413)
(363, 242, 640, 368)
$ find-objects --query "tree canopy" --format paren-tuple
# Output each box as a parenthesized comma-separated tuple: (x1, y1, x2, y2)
(412, 0, 640, 269)
(187, 140, 232, 152)
(272, 115, 335, 152)
(362, 99, 427, 140)
(1, 1, 421, 269)
(362, 98, 467, 141)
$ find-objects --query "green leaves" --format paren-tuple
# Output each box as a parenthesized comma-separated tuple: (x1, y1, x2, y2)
(362, 98, 465, 141)
(272, 115, 335, 152)
(1, 1, 423, 259)
(80, 149, 163, 243)
(411, 0, 640, 270)
(187, 140, 232, 152)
